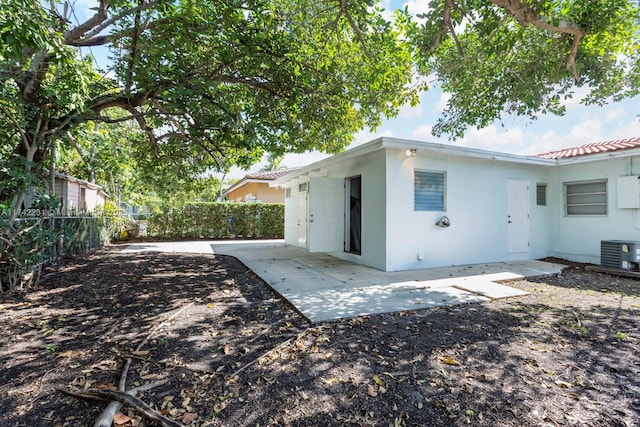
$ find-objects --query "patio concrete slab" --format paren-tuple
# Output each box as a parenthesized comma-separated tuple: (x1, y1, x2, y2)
(450, 281, 531, 300)
(123, 240, 565, 322)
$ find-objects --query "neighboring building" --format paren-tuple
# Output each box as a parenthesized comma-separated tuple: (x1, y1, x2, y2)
(223, 168, 298, 203)
(273, 136, 640, 271)
(51, 173, 108, 212)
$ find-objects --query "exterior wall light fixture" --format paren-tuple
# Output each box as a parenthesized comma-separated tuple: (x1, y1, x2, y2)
(405, 148, 417, 157)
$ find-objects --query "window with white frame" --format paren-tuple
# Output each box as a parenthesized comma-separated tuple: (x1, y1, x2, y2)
(564, 179, 607, 216)
(414, 170, 446, 211)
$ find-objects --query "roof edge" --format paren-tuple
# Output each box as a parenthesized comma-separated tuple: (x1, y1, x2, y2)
(273, 138, 387, 184)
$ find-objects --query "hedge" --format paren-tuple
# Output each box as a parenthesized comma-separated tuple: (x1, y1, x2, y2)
(147, 202, 284, 239)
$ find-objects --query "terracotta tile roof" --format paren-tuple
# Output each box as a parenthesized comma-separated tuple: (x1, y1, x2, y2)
(536, 137, 640, 159)
(244, 167, 300, 181)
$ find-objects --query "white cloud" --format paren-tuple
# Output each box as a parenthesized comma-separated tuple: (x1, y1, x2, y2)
(608, 117, 640, 141)
(351, 128, 393, 148)
(605, 106, 626, 122)
(397, 99, 423, 120)
(456, 119, 597, 157)
(436, 92, 451, 112)
(402, 0, 433, 18)
(455, 125, 526, 153)
(566, 117, 603, 142)
(521, 130, 565, 156)
(378, 0, 395, 22)
(282, 151, 330, 168)
(520, 117, 610, 156)
(411, 124, 433, 140)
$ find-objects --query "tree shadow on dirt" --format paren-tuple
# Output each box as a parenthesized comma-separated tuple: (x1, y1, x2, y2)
(530, 263, 640, 297)
(1, 250, 639, 427)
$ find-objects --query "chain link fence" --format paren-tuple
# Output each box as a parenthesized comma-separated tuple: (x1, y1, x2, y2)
(0, 213, 125, 293)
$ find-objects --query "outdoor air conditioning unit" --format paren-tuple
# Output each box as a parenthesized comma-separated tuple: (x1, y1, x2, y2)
(601, 240, 640, 271)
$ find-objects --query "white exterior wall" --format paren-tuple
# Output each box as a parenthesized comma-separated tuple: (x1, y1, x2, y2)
(384, 148, 554, 271)
(280, 150, 388, 269)
(321, 150, 387, 270)
(278, 137, 640, 272)
(549, 155, 640, 264)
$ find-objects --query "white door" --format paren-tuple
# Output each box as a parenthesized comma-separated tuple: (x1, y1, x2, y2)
(308, 177, 344, 252)
(507, 179, 529, 254)
(284, 191, 299, 246)
(298, 191, 308, 247)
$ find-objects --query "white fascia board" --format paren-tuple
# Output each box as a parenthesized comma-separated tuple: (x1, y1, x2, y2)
(225, 178, 278, 194)
(273, 136, 561, 189)
(380, 137, 556, 166)
(272, 138, 386, 186)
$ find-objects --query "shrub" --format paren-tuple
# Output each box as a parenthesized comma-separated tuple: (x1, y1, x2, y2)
(147, 202, 284, 239)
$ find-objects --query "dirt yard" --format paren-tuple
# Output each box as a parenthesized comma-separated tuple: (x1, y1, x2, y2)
(1, 248, 639, 427)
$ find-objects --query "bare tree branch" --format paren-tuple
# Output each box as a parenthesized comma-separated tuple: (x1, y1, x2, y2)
(64, 0, 162, 47)
(338, 0, 372, 59)
(88, 90, 155, 113)
(444, 0, 463, 56)
(94, 112, 150, 124)
(489, 0, 587, 82)
(489, 0, 585, 36)
(217, 75, 278, 94)
(566, 33, 582, 82)
(0, 105, 30, 149)
(63, 0, 110, 44)
(123, 104, 158, 157)
(22, 50, 51, 102)
(65, 131, 87, 159)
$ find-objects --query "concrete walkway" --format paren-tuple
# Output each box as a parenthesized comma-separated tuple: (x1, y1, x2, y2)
(122, 240, 565, 322)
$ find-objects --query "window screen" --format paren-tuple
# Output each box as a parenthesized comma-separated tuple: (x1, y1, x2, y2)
(536, 184, 547, 206)
(565, 180, 607, 216)
(414, 171, 445, 211)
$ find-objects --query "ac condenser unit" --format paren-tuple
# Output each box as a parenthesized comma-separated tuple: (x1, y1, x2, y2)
(601, 240, 640, 271)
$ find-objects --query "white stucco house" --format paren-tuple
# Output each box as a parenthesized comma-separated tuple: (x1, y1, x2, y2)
(273, 136, 640, 271)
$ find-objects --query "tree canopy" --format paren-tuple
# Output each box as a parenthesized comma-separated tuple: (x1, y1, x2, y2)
(2, 0, 639, 210)
(0, 0, 416, 208)
(411, 0, 640, 138)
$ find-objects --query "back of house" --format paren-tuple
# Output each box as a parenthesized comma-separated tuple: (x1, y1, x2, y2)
(274, 136, 640, 271)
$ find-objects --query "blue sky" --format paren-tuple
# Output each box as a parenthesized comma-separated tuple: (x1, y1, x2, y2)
(67, 0, 640, 178)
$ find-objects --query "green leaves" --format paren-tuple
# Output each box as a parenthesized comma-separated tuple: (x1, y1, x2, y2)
(412, 0, 640, 139)
(2, 0, 417, 215)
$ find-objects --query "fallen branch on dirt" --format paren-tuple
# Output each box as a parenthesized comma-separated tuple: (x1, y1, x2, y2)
(59, 386, 185, 427)
(227, 329, 307, 383)
(118, 353, 218, 375)
(245, 317, 287, 345)
(92, 389, 186, 427)
(92, 379, 170, 427)
(570, 309, 582, 328)
(93, 302, 195, 427)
